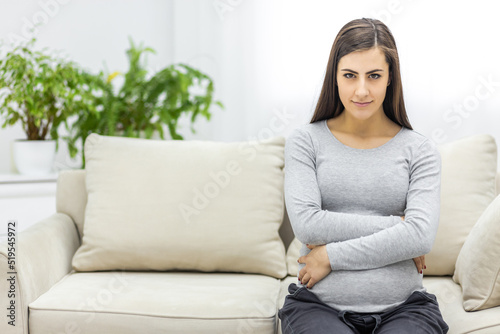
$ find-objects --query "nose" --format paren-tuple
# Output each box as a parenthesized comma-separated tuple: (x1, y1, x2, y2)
(355, 78, 369, 99)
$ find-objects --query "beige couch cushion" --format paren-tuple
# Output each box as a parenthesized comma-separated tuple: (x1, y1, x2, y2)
(29, 272, 280, 334)
(72, 134, 287, 279)
(286, 238, 301, 276)
(453, 194, 500, 311)
(424, 277, 500, 333)
(497, 171, 500, 196)
(426, 134, 497, 275)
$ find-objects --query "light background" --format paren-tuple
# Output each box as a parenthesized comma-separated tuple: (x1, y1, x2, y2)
(0, 0, 499, 173)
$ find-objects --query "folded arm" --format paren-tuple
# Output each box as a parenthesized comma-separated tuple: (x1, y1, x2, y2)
(284, 128, 402, 245)
(325, 139, 442, 270)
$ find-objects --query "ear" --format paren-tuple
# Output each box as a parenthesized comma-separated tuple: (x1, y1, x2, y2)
(387, 72, 392, 86)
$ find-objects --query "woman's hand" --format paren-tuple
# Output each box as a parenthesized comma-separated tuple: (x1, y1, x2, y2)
(297, 244, 331, 289)
(413, 255, 426, 274)
(402, 216, 427, 274)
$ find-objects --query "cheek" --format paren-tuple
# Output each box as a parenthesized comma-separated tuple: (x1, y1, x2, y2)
(337, 87, 350, 106)
(372, 83, 388, 100)
(336, 81, 352, 99)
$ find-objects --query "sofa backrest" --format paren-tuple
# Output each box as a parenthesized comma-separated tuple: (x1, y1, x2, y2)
(497, 171, 500, 197)
(55, 168, 500, 250)
(56, 170, 87, 240)
(56, 168, 299, 250)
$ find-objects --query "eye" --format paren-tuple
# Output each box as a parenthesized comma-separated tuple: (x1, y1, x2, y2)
(343, 73, 355, 79)
(369, 73, 381, 79)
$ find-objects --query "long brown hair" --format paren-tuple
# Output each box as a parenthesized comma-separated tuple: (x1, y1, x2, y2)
(310, 18, 412, 130)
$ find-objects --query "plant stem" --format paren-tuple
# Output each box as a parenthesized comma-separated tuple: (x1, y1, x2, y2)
(40, 114, 53, 139)
(27, 113, 37, 140)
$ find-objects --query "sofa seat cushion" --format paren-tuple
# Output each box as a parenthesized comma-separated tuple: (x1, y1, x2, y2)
(424, 277, 500, 334)
(29, 272, 281, 334)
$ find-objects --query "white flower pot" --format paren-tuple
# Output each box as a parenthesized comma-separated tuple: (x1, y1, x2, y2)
(12, 139, 56, 175)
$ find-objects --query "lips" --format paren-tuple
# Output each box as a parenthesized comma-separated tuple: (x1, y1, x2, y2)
(353, 101, 372, 107)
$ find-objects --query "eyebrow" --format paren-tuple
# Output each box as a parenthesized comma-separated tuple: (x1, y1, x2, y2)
(340, 69, 384, 74)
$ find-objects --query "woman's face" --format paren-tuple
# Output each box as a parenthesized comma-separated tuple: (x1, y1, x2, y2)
(336, 47, 390, 121)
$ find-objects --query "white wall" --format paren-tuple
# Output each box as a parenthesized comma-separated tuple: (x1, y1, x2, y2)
(173, 0, 500, 164)
(1, 0, 499, 173)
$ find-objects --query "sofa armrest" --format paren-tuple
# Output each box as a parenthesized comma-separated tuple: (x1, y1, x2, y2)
(0, 213, 80, 334)
(496, 171, 500, 196)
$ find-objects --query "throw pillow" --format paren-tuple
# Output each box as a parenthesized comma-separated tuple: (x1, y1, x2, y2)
(425, 134, 497, 275)
(72, 134, 288, 279)
(453, 194, 500, 311)
(286, 238, 301, 276)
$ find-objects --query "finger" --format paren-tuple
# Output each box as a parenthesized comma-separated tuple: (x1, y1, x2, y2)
(413, 257, 422, 273)
(297, 256, 305, 264)
(301, 272, 311, 286)
(298, 267, 307, 281)
(306, 276, 316, 289)
(416, 257, 423, 274)
(422, 255, 426, 270)
(306, 244, 315, 249)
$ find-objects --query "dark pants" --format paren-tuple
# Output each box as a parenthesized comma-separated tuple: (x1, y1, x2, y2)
(278, 283, 449, 334)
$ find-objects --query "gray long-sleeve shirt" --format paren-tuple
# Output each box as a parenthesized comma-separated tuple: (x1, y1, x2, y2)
(284, 119, 441, 313)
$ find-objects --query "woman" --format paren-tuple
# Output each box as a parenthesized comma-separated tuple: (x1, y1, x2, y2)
(278, 18, 449, 333)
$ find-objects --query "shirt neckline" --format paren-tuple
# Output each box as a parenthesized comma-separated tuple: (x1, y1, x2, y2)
(322, 119, 405, 152)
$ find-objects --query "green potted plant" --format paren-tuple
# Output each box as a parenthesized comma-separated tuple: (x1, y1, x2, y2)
(66, 37, 224, 168)
(0, 38, 100, 175)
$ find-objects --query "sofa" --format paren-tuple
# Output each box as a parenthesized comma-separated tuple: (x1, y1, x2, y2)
(1, 132, 500, 334)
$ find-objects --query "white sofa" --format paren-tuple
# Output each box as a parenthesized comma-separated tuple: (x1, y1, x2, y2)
(1, 132, 500, 334)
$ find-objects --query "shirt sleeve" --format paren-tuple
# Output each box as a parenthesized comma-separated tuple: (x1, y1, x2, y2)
(284, 127, 402, 245)
(325, 138, 442, 270)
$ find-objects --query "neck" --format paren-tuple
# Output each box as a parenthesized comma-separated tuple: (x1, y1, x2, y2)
(335, 109, 391, 137)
